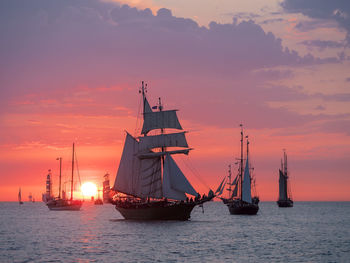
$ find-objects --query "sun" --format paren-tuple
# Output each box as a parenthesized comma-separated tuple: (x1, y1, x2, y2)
(81, 182, 97, 197)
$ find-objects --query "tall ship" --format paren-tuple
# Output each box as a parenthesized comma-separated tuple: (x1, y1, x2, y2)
(111, 82, 214, 220)
(46, 143, 83, 211)
(103, 173, 111, 203)
(277, 150, 293, 207)
(226, 125, 259, 215)
(42, 170, 54, 203)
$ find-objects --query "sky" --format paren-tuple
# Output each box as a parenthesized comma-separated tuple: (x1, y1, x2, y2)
(1, 0, 349, 201)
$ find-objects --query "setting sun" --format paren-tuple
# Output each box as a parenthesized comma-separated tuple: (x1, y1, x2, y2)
(81, 182, 97, 197)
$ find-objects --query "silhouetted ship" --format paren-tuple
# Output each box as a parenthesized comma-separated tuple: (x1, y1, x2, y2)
(94, 189, 103, 205)
(46, 144, 83, 211)
(111, 82, 214, 220)
(18, 188, 23, 205)
(277, 150, 293, 207)
(225, 125, 259, 215)
(103, 173, 112, 203)
(42, 170, 54, 203)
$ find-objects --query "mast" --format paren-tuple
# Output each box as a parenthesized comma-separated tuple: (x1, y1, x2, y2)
(228, 164, 232, 199)
(70, 143, 74, 201)
(57, 157, 62, 199)
(240, 124, 243, 200)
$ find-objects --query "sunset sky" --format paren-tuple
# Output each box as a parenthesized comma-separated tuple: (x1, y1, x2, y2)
(1, 0, 349, 201)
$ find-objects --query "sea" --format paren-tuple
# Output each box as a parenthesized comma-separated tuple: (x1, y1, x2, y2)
(0, 201, 349, 263)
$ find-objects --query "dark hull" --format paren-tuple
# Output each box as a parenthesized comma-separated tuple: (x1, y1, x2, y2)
(227, 200, 259, 215)
(47, 199, 82, 211)
(115, 202, 196, 220)
(277, 199, 293, 207)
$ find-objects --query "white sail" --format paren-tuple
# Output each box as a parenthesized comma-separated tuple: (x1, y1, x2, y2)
(142, 110, 182, 134)
(138, 149, 191, 159)
(112, 133, 140, 196)
(242, 156, 252, 203)
(139, 157, 163, 198)
(139, 132, 188, 151)
(278, 169, 287, 201)
(162, 154, 198, 200)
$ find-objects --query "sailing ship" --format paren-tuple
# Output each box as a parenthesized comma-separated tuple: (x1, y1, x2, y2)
(46, 144, 83, 211)
(225, 125, 259, 215)
(277, 150, 293, 207)
(111, 81, 214, 220)
(94, 189, 103, 205)
(18, 188, 23, 205)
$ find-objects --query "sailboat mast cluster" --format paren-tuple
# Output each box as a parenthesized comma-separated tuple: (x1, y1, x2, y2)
(277, 150, 293, 207)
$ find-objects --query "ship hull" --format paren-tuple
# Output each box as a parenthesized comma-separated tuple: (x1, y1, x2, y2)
(47, 199, 82, 211)
(115, 202, 196, 220)
(227, 200, 259, 215)
(277, 199, 293, 207)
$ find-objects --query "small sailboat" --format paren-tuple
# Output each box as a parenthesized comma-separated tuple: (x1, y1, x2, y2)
(111, 81, 214, 220)
(226, 125, 259, 215)
(18, 188, 24, 205)
(277, 150, 293, 207)
(46, 144, 83, 211)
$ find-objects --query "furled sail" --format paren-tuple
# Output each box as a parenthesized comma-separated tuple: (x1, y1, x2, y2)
(228, 175, 238, 186)
(278, 169, 287, 201)
(242, 156, 252, 203)
(162, 154, 198, 200)
(112, 133, 140, 196)
(138, 149, 191, 159)
(139, 132, 188, 151)
(142, 110, 183, 134)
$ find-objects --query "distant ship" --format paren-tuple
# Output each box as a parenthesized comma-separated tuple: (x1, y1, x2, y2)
(42, 170, 54, 203)
(18, 187, 23, 205)
(103, 173, 112, 203)
(94, 189, 103, 205)
(277, 150, 293, 207)
(111, 81, 214, 220)
(225, 125, 259, 215)
(46, 143, 83, 211)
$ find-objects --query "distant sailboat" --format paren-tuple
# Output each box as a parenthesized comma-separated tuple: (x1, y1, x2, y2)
(18, 188, 23, 205)
(111, 81, 214, 220)
(277, 150, 293, 207)
(225, 125, 259, 215)
(46, 144, 83, 211)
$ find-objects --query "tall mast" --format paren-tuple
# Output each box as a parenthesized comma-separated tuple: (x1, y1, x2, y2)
(228, 164, 232, 199)
(57, 157, 62, 199)
(240, 124, 243, 200)
(140, 81, 147, 114)
(70, 143, 75, 201)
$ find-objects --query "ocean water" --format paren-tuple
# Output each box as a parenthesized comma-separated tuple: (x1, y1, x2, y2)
(0, 202, 349, 262)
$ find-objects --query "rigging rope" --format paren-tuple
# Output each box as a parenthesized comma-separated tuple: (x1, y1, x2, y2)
(179, 155, 211, 191)
(134, 95, 142, 137)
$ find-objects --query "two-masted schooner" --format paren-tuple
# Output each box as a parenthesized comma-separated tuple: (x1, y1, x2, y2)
(111, 82, 214, 220)
(277, 150, 293, 207)
(224, 125, 259, 215)
(46, 143, 83, 211)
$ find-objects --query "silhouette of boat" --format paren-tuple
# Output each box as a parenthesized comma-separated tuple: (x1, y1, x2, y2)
(226, 125, 259, 215)
(18, 188, 24, 205)
(46, 144, 82, 211)
(277, 150, 293, 207)
(111, 81, 214, 220)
